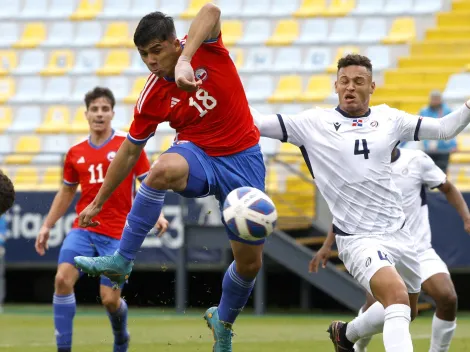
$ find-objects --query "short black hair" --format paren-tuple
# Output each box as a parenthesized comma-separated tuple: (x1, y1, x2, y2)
(337, 54, 373, 74)
(134, 11, 176, 48)
(84, 87, 115, 110)
(0, 170, 15, 216)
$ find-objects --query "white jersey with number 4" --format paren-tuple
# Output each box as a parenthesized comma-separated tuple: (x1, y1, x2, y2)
(279, 104, 423, 235)
(391, 148, 446, 253)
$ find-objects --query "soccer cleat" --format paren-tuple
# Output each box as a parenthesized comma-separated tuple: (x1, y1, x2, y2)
(204, 307, 233, 352)
(74, 252, 133, 290)
(327, 321, 355, 352)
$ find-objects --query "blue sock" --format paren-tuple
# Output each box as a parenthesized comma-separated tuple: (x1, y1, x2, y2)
(217, 262, 256, 324)
(107, 298, 129, 347)
(53, 293, 76, 352)
(118, 183, 166, 261)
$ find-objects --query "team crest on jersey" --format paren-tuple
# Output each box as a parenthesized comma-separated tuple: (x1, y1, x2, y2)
(107, 151, 116, 161)
(352, 119, 363, 127)
(370, 121, 379, 128)
(195, 67, 209, 81)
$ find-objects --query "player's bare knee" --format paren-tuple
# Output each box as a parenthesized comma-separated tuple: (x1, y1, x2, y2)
(54, 272, 74, 294)
(100, 291, 121, 311)
(375, 283, 409, 308)
(235, 258, 262, 279)
(435, 289, 458, 316)
(147, 158, 187, 191)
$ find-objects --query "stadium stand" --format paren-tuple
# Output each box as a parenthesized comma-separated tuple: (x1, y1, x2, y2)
(1, 0, 470, 224)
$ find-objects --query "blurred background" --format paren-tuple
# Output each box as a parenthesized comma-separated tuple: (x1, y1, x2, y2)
(1, 0, 470, 350)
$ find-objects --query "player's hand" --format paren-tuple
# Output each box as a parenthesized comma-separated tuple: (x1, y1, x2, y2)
(78, 202, 102, 228)
(309, 246, 332, 273)
(155, 213, 169, 237)
(35, 225, 51, 256)
(175, 55, 202, 92)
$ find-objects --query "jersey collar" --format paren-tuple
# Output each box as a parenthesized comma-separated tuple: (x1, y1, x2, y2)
(88, 129, 115, 150)
(335, 106, 371, 119)
(391, 148, 401, 163)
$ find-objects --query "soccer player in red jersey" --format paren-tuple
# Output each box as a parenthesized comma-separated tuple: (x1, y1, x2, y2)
(74, 5, 266, 351)
(35, 87, 168, 352)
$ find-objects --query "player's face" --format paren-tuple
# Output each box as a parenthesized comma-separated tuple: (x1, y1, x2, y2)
(137, 38, 181, 78)
(85, 97, 114, 134)
(335, 65, 375, 116)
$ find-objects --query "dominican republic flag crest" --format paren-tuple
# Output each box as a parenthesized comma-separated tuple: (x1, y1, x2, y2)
(352, 119, 363, 127)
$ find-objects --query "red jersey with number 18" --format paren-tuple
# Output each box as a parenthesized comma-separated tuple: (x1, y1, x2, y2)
(127, 32, 260, 156)
(63, 130, 150, 239)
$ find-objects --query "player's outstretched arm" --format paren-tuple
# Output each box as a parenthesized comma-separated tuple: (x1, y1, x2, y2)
(78, 139, 145, 228)
(418, 100, 470, 140)
(309, 225, 336, 273)
(175, 3, 221, 92)
(249, 106, 285, 140)
(35, 184, 78, 255)
(438, 181, 470, 233)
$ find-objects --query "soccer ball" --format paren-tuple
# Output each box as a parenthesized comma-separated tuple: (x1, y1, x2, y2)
(222, 187, 278, 242)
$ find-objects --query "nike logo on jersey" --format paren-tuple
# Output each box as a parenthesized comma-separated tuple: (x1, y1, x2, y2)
(170, 97, 180, 108)
(77, 156, 85, 164)
(334, 122, 341, 131)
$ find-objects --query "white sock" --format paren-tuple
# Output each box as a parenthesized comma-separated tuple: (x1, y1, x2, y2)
(354, 307, 374, 352)
(383, 304, 413, 352)
(429, 314, 456, 352)
(346, 302, 385, 343)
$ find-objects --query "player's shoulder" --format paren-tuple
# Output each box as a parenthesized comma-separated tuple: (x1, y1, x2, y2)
(370, 103, 403, 118)
(68, 136, 89, 154)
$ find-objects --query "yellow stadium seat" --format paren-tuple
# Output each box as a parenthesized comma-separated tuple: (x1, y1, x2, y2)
(382, 17, 416, 44)
(299, 75, 332, 102)
(326, 46, 360, 73)
(277, 142, 303, 164)
(96, 50, 131, 76)
(0, 51, 17, 76)
(37, 106, 71, 134)
(294, 0, 327, 17)
(437, 12, 470, 28)
(265, 165, 280, 193)
(450, 152, 470, 164)
(5, 136, 42, 165)
(180, 0, 212, 19)
(266, 20, 300, 46)
(41, 50, 75, 76)
(0, 106, 12, 133)
(96, 22, 130, 48)
(268, 75, 303, 103)
(453, 0, 470, 12)
(13, 23, 47, 49)
(67, 107, 89, 134)
(70, 0, 103, 20)
(457, 134, 470, 152)
(322, 0, 356, 17)
(221, 21, 243, 47)
(14, 167, 39, 190)
(229, 48, 244, 69)
(124, 77, 147, 104)
(40, 166, 63, 190)
(0, 78, 15, 103)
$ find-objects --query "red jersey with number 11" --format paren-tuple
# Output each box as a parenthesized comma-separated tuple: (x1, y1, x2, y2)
(63, 131, 150, 239)
(127, 32, 260, 156)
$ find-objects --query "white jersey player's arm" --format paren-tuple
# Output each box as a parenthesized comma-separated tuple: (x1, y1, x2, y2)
(250, 107, 285, 140)
(418, 102, 470, 140)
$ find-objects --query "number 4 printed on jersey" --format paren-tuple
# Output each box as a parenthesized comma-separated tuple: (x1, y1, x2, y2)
(354, 139, 370, 159)
(189, 89, 217, 117)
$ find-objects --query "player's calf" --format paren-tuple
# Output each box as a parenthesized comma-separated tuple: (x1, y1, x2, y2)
(101, 286, 130, 352)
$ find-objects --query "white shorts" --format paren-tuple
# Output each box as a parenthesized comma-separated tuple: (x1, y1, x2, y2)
(336, 227, 421, 295)
(418, 248, 450, 284)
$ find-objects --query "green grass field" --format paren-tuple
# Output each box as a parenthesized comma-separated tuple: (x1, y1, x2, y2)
(1, 306, 470, 351)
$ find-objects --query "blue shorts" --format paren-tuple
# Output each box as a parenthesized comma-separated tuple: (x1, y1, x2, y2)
(164, 142, 266, 244)
(59, 228, 123, 288)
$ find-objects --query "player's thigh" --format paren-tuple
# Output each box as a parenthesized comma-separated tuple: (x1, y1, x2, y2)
(147, 152, 190, 191)
(162, 142, 212, 197)
(92, 233, 127, 290)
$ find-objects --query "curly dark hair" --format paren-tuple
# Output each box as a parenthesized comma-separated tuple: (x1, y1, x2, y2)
(337, 54, 373, 74)
(0, 170, 15, 215)
(84, 87, 116, 110)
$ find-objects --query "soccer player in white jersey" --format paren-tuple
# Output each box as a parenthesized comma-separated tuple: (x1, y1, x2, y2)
(251, 53, 470, 352)
(313, 146, 470, 352)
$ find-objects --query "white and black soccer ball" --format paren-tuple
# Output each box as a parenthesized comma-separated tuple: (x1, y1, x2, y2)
(222, 187, 278, 242)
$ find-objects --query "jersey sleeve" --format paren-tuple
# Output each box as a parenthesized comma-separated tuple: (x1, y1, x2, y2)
(133, 149, 151, 182)
(127, 75, 165, 145)
(393, 108, 424, 142)
(63, 150, 79, 186)
(200, 31, 229, 55)
(418, 152, 447, 189)
(278, 109, 318, 147)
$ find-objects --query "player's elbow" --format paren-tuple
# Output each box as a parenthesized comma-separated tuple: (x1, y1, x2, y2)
(202, 3, 221, 19)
